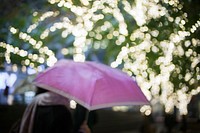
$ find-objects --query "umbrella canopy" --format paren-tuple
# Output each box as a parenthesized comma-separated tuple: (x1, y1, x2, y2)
(33, 59, 149, 110)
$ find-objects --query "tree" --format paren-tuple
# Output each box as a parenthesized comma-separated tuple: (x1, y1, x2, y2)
(0, 0, 199, 115)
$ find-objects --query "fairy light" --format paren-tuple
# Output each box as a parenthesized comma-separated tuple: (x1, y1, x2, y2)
(70, 100, 77, 109)
(112, 106, 129, 112)
(10, 27, 18, 34)
(46, 56, 57, 66)
(140, 105, 152, 116)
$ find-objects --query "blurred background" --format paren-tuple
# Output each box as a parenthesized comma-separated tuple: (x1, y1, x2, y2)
(0, 0, 200, 133)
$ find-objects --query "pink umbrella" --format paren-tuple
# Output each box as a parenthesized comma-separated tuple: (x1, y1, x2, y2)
(33, 59, 149, 110)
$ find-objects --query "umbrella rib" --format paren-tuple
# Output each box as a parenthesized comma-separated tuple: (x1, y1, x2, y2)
(87, 76, 100, 108)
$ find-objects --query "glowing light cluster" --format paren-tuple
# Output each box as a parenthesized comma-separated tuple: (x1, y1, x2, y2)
(27, 11, 59, 33)
(45, 0, 126, 61)
(190, 19, 200, 33)
(109, 0, 199, 115)
(0, 42, 42, 67)
(9, 27, 57, 67)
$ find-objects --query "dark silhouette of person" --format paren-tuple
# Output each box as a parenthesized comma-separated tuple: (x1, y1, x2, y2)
(3, 85, 9, 97)
(73, 104, 98, 133)
(10, 87, 91, 133)
(164, 113, 176, 133)
(180, 115, 187, 133)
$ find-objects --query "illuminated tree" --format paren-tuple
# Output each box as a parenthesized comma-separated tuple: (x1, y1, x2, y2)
(0, 0, 199, 115)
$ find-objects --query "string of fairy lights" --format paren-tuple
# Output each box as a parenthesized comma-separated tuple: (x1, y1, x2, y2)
(9, 27, 57, 67)
(0, 0, 199, 115)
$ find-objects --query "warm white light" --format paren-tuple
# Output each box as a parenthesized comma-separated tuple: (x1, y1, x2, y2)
(70, 100, 77, 109)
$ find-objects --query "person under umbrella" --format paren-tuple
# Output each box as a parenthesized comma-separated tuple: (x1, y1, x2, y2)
(11, 87, 91, 133)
